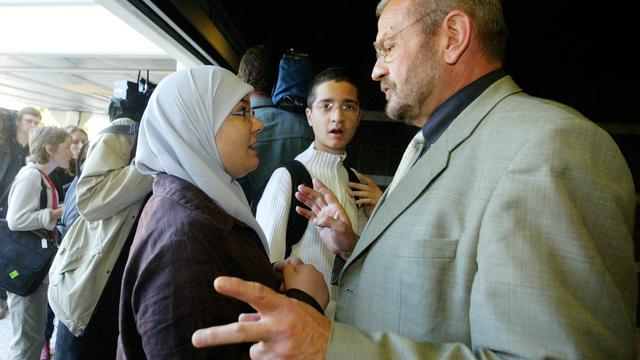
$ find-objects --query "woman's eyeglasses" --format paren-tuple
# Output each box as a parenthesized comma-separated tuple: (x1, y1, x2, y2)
(230, 108, 255, 121)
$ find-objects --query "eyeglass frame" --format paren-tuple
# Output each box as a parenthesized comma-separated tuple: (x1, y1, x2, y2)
(311, 101, 361, 115)
(230, 108, 255, 121)
(373, 11, 437, 63)
(19, 116, 41, 127)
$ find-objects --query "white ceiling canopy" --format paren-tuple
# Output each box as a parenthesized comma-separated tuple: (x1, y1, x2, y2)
(0, 0, 178, 114)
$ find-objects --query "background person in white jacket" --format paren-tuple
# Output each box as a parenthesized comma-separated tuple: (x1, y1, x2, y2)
(256, 67, 381, 319)
(48, 117, 153, 360)
(6, 126, 71, 360)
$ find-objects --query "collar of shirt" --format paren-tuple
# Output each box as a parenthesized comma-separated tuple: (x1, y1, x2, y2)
(420, 69, 506, 154)
(153, 173, 236, 235)
(308, 142, 348, 164)
(250, 96, 275, 109)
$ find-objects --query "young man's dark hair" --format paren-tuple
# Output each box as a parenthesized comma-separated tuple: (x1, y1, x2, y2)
(237, 45, 279, 92)
(306, 67, 362, 108)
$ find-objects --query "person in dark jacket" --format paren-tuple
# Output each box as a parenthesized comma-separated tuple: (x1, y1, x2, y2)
(117, 66, 328, 359)
(237, 46, 315, 205)
(0, 106, 41, 320)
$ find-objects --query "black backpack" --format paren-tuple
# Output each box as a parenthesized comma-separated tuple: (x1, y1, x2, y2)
(252, 160, 360, 258)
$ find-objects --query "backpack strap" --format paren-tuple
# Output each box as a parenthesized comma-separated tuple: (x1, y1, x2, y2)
(282, 160, 312, 258)
(345, 167, 359, 184)
(0, 183, 11, 218)
(252, 105, 277, 110)
(74, 123, 139, 179)
(102, 123, 140, 162)
(0, 169, 48, 219)
(99, 123, 139, 135)
(344, 166, 360, 202)
(39, 176, 47, 210)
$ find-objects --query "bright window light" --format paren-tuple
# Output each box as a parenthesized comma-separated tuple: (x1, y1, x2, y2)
(0, 2, 165, 56)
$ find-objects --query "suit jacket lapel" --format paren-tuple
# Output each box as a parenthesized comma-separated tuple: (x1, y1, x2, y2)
(342, 76, 522, 272)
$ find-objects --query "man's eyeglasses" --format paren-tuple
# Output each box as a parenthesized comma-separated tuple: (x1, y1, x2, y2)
(230, 108, 255, 121)
(373, 11, 434, 63)
(21, 118, 41, 126)
(313, 101, 360, 115)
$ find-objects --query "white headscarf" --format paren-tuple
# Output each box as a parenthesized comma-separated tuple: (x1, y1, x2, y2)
(135, 66, 267, 251)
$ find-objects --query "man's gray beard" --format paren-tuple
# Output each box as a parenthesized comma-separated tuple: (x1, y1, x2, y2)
(386, 102, 419, 125)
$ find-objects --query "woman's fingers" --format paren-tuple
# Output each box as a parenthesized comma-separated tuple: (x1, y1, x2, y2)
(355, 198, 376, 206)
(348, 181, 370, 191)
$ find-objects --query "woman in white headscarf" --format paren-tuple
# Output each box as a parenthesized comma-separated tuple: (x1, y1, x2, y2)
(116, 66, 328, 359)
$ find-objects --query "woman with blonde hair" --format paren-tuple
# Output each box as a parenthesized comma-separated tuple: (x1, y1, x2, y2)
(64, 126, 88, 162)
(49, 126, 88, 203)
(5, 126, 72, 360)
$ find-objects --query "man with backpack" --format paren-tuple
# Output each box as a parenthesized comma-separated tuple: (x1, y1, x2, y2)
(237, 45, 315, 206)
(255, 67, 381, 319)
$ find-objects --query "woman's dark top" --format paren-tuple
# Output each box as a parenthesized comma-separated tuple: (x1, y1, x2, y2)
(117, 174, 280, 359)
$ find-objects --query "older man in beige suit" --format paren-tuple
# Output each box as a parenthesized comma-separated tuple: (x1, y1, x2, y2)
(192, 0, 637, 359)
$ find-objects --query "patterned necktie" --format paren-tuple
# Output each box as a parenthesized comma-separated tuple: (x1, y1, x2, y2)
(386, 131, 425, 195)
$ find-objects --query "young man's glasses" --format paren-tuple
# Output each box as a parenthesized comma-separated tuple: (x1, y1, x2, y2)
(230, 108, 255, 121)
(313, 101, 360, 115)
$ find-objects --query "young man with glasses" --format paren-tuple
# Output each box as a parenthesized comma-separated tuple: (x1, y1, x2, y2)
(255, 67, 381, 319)
(193, 0, 636, 358)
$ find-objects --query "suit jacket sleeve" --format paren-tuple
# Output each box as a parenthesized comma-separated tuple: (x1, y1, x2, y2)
(327, 120, 636, 359)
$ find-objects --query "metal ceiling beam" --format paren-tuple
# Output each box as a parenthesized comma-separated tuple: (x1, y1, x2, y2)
(0, 90, 105, 113)
(0, 67, 174, 74)
(2, 72, 111, 101)
(0, 83, 95, 106)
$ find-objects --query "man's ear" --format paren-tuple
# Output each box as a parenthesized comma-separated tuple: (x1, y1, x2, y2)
(442, 10, 471, 64)
(305, 108, 313, 127)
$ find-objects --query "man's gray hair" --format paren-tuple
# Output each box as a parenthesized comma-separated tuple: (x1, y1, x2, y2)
(375, 0, 508, 62)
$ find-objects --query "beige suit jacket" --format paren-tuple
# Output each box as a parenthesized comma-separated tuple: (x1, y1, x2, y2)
(327, 76, 637, 359)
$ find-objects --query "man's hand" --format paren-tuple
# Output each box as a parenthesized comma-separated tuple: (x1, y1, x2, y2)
(348, 171, 382, 218)
(295, 179, 358, 260)
(192, 276, 331, 359)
